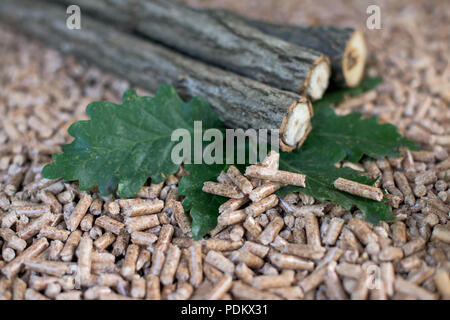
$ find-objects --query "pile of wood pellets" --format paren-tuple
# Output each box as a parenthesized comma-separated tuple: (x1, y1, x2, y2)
(1, 144, 449, 300)
(201, 151, 450, 300)
(1, 0, 450, 300)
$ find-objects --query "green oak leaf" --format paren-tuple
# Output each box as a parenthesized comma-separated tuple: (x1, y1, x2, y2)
(278, 151, 393, 224)
(42, 85, 223, 197)
(43, 78, 418, 238)
(179, 157, 249, 240)
(314, 77, 384, 109)
(178, 163, 229, 240)
(275, 78, 418, 223)
(310, 100, 419, 163)
(181, 77, 416, 236)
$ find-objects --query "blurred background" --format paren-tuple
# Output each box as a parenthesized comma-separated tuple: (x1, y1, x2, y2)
(0, 0, 448, 161)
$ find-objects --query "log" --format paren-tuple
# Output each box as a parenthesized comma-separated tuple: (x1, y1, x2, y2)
(44, 0, 331, 100)
(212, 9, 368, 88)
(0, 0, 313, 152)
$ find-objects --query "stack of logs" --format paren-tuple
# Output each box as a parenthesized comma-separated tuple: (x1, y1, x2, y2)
(0, 0, 368, 151)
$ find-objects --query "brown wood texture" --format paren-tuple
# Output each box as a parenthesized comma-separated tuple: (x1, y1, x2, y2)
(45, 0, 329, 98)
(0, 0, 311, 150)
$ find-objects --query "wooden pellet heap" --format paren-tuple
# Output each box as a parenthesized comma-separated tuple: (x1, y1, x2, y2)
(1, 144, 449, 300)
(1, 0, 450, 300)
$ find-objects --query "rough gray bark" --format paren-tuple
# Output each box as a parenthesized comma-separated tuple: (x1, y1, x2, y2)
(213, 10, 367, 87)
(45, 0, 330, 99)
(0, 0, 312, 151)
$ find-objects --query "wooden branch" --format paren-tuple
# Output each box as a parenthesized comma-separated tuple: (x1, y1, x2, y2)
(0, 0, 313, 151)
(44, 0, 331, 100)
(213, 10, 368, 88)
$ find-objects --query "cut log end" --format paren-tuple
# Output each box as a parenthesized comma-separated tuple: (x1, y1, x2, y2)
(280, 99, 313, 151)
(307, 57, 331, 100)
(343, 30, 367, 87)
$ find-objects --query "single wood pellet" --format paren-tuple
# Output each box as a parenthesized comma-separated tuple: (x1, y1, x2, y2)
(325, 262, 347, 300)
(24, 259, 74, 277)
(124, 214, 159, 233)
(95, 215, 125, 235)
(60, 230, 81, 262)
(218, 197, 249, 214)
(77, 237, 93, 286)
(299, 264, 328, 293)
(229, 250, 264, 270)
(12, 204, 51, 218)
(155, 224, 174, 252)
(245, 194, 279, 217)
(12, 277, 26, 300)
(202, 182, 244, 199)
(235, 263, 254, 284)
(160, 244, 181, 285)
(227, 166, 253, 195)
(105, 201, 120, 216)
(242, 241, 269, 258)
(39, 225, 70, 241)
(130, 231, 158, 247)
(94, 232, 116, 250)
(167, 200, 191, 234)
(149, 247, 165, 276)
(121, 244, 140, 279)
(205, 274, 233, 300)
(272, 237, 326, 260)
(89, 225, 103, 241)
(304, 213, 322, 248)
(25, 288, 49, 300)
(393, 171, 415, 206)
(56, 290, 82, 300)
(205, 250, 235, 274)
(243, 216, 262, 238)
(433, 269, 450, 299)
(257, 216, 284, 245)
(334, 177, 384, 201)
(268, 250, 314, 271)
(245, 166, 306, 187)
(231, 281, 281, 300)
(89, 198, 103, 216)
(217, 210, 246, 227)
(37, 190, 62, 214)
(394, 277, 438, 300)
(252, 270, 295, 290)
(121, 199, 164, 217)
(2, 246, 15, 262)
(130, 276, 146, 298)
(80, 214, 94, 232)
(66, 193, 93, 232)
(111, 230, 130, 257)
(203, 263, 223, 284)
(249, 183, 281, 203)
(0, 228, 27, 251)
(17, 211, 53, 240)
(323, 217, 345, 245)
